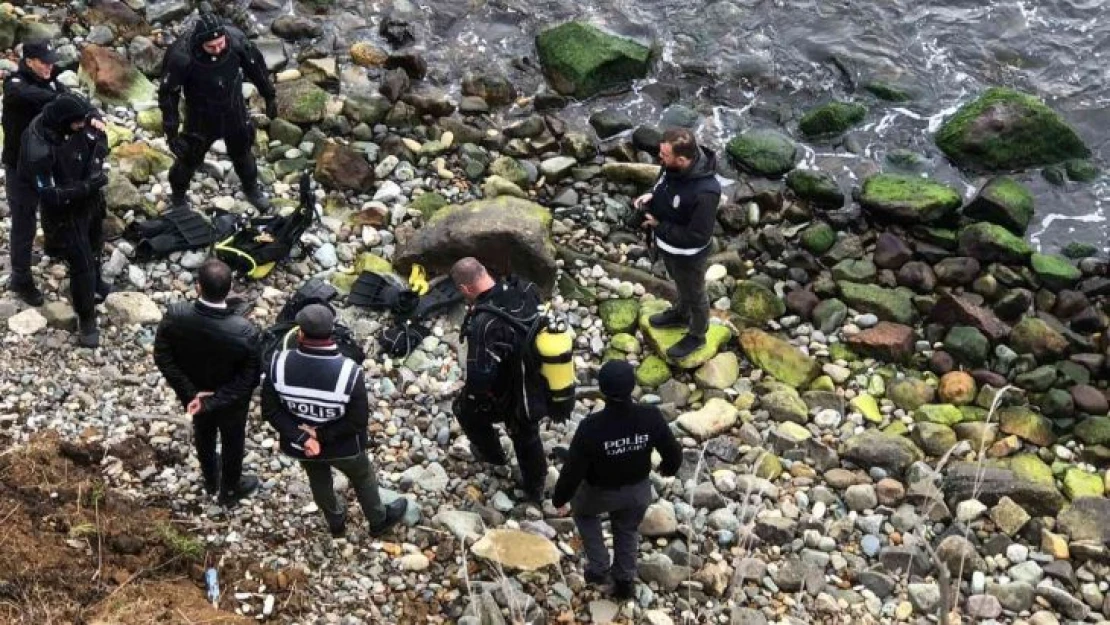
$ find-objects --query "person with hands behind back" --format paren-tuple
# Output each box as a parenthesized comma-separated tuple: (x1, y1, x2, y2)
(261, 304, 408, 538)
(153, 259, 262, 506)
(17, 94, 111, 347)
(551, 360, 683, 601)
(633, 128, 722, 361)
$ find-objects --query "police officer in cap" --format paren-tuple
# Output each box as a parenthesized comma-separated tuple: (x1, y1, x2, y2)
(262, 304, 408, 538)
(2, 41, 79, 306)
(551, 360, 682, 599)
(159, 11, 276, 211)
(17, 94, 110, 347)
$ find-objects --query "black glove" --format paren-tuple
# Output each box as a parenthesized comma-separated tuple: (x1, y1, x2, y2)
(265, 99, 277, 119)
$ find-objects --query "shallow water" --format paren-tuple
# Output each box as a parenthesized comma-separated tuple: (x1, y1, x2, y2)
(273, 0, 1109, 251)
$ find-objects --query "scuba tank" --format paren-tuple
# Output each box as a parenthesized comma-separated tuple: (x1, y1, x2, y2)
(533, 312, 575, 422)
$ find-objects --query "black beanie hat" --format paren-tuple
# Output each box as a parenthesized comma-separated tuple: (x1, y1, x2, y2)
(192, 12, 226, 46)
(599, 360, 636, 402)
(43, 94, 92, 132)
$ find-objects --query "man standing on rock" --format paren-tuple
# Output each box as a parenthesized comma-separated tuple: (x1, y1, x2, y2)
(3, 41, 70, 306)
(158, 11, 276, 211)
(551, 360, 682, 600)
(17, 94, 110, 347)
(634, 128, 721, 361)
(261, 304, 408, 538)
(154, 258, 262, 505)
(451, 257, 548, 504)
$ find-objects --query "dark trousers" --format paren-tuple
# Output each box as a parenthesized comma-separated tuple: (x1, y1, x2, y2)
(300, 452, 386, 526)
(53, 203, 104, 318)
(168, 106, 258, 198)
(456, 402, 547, 493)
(662, 250, 709, 338)
(572, 479, 652, 583)
(193, 405, 248, 496)
(6, 166, 39, 283)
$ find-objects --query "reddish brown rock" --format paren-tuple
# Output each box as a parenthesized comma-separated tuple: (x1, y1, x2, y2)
(314, 141, 374, 192)
(846, 322, 916, 363)
(930, 292, 1011, 342)
(80, 44, 136, 99)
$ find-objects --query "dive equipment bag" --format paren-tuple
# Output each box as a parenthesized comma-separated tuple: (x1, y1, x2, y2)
(260, 277, 366, 365)
(215, 172, 316, 279)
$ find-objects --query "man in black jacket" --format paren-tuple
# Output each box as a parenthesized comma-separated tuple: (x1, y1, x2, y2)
(153, 259, 261, 505)
(262, 304, 407, 538)
(551, 360, 682, 600)
(452, 257, 548, 504)
(159, 11, 276, 211)
(3, 41, 68, 306)
(18, 94, 109, 346)
(635, 128, 722, 360)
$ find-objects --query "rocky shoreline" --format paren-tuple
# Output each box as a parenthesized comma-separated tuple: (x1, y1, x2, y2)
(1, 1, 1109, 624)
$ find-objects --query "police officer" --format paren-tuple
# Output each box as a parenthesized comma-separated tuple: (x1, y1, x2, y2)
(262, 304, 408, 538)
(17, 94, 109, 347)
(551, 360, 682, 600)
(153, 259, 262, 505)
(3, 41, 69, 306)
(159, 11, 276, 211)
(634, 128, 722, 360)
(451, 257, 548, 504)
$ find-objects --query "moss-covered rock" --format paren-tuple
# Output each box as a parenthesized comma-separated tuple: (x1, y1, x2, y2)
(957, 222, 1033, 264)
(638, 300, 732, 370)
(599, 298, 641, 334)
(1062, 242, 1098, 260)
(609, 333, 641, 354)
(108, 141, 173, 184)
(1030, 253, 1081, 291)
(534, 21, 652, 99)
(913, 422, 958, 457)
(800, 222, 836, 254)
(1075, 417, 1110, 446)
(104, 172, 143, 214)
(411, 192, 449, 222)
(557, 273, 597, 305)
(798, 101, 866, 137)
(738, 328, 819, 388)
(785, 169, 844, 208)
(1010, 317, 1069, 362)
(888, 377, 936, 411)
(837, 281, 917, 325)
(482, 175, 527, 199)
(276, 78, 329, 124)
(999, 406, 1056, 446)
(762, 389, 809, 424)
(831, 259, 877, 283)
(753, 452, 783, 480)
(725, 129, 798, 178)
(859, 174, 962, 224)
(963, 177, 1034, 235)
(865, 81, 913, 102)
(914, 404, 965, 427)
(269, 118, 305, 147)
(1007, 453, 1055, 487)
(636, 354, 672, 388)
(343, 95, 392, 126)
(935, 87, 1091, 171)
(78, 44, 156, 109)
(599, 162, 660, 187)
(850, 393, 883, 424)
(730, 281, 785, 325)
(1064, 158, 1099, 183)
(841, 430, 924, 475)
(938, 371, 977, 406)
(943, 325, 990, 366)
(1063, 468, 1104, 500)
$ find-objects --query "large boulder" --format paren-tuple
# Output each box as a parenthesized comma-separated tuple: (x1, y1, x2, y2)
(785, 169, 844, 208)
(957, 222, 1033, 264)
(963, 177, 1035, 235)
(534, 21, 652, 99)
(79, 44, 156, 107)
(837, 281, 917, 325)
(942, 462, 1066, 517)
(725, 129, 798, 177)
(798, 101, 866, 137)
(393, 196, 556, 293)
(858, 174, 962, 224)
(315, 142, 374, 192)
(738, 328, 819, 388)
(1030, 253, 1081, 291)
(935, 87, 1091, 171)
(276, 79, 329, 124)
(600, 162, 660, 188)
